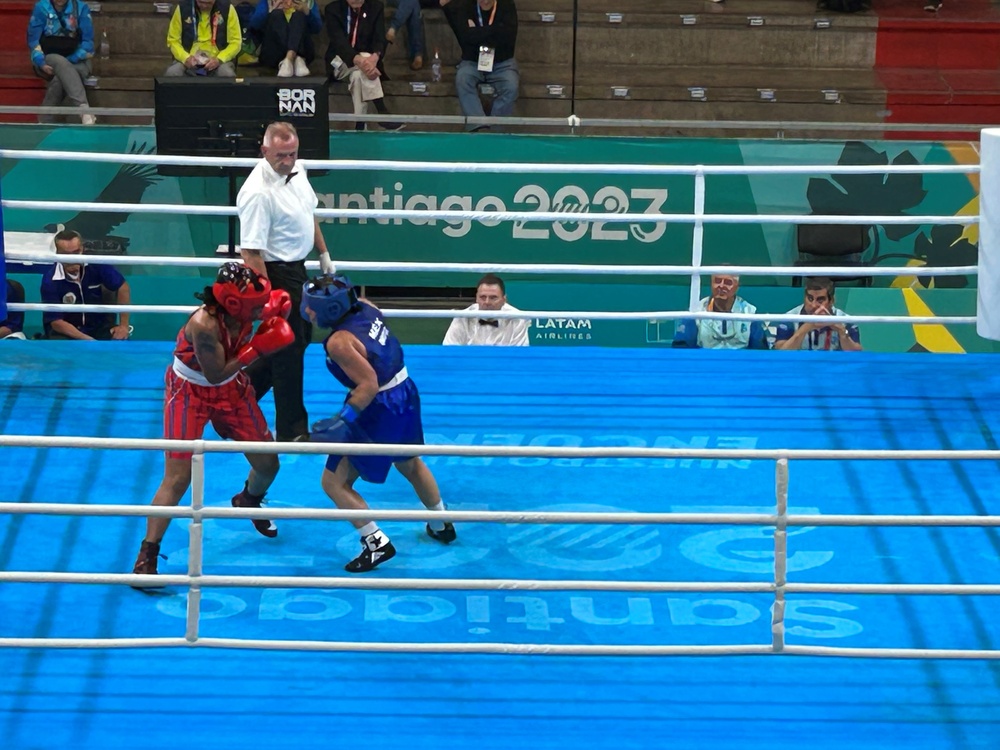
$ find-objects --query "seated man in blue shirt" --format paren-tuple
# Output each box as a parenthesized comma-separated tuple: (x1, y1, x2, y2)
(40, 229, 131, 340)
(672, 272, 770, 350)
(774, 277, 862, 351)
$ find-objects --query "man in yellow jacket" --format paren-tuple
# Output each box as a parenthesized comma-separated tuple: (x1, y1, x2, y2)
(165, 0, 242, 77)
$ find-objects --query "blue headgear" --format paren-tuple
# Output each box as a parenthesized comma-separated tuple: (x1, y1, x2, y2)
(301, 274, 359, 328)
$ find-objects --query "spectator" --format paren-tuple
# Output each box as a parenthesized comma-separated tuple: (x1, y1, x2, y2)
(324, 0, 403, 131)
(774, 277, 862, 351)
(27, 0, 96, 124)
(440, 0, 518, 131)
(237, 121, 336, 442)
(443, 273, 529, 346)
(385, 0, 436, 71)
(672, 272, 769, 350)
(303, 274, 456, 573)
(249, 0, 321, 77)
(164, 0, 242, 77)
(40, 229, 131, 340)
(1, 280, 26, 339)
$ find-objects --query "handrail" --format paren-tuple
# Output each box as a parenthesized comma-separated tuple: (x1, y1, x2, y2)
(0, 106, 993, 134)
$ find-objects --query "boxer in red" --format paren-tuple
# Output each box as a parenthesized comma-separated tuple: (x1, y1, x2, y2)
(131, 263, 295, 584)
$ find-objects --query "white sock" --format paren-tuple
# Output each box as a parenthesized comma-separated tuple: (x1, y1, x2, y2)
(359, 521, 380, 538)
(426, 501, 446, 531)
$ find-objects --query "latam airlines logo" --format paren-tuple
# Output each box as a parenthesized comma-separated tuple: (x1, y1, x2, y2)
(533, 317, 593, 343)
(278, 88, 316, 116)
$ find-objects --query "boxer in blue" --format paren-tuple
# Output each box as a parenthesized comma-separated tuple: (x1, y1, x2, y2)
(301, 274, 456, 573)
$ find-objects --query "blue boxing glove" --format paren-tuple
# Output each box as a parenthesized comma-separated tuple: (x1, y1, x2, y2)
(310, 403, 360, 443)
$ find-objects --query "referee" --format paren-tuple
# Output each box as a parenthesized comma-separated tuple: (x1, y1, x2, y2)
(237, 121, 336, 441)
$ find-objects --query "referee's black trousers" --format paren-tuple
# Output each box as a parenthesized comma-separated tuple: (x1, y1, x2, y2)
(249, 260, 312, 441)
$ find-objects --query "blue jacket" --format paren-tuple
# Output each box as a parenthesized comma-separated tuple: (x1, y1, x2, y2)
(27, 0, 95, 68)
(673, 297, 770, 350)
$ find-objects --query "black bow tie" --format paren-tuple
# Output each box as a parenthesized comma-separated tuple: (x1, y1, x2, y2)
(284, 171, 298, 184)
(478, 319, 499, 327)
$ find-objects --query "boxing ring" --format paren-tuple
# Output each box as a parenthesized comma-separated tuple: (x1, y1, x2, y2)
(1, 143, 999, 749)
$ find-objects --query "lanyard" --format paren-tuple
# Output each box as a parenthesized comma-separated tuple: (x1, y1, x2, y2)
(810, 328, 834, 350)
(346, 7, 360, 47)
(707, 297, 730, 335)
(53, 0, 75, 31)
(475, 1, 497, 27)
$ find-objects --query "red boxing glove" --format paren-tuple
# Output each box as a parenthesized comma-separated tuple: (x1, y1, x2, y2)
(237, 317, 295, 367)
(261, 289, 292, 322)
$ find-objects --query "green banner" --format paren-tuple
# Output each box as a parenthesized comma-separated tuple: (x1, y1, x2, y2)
(0, 126, 984, 349)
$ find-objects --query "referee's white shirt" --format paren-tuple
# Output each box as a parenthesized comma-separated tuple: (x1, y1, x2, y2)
(443, 303, 530, 346)
(237, 158, 317, 262)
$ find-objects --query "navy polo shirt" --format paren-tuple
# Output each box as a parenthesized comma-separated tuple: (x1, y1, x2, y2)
(40, 262, 126, 337)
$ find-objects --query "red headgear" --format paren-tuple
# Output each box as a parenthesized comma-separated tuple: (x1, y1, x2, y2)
(212, 262, 271, 321)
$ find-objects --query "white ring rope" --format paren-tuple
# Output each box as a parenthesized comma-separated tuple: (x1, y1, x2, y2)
(0, 631, 992, 658)
(2, 500, 999, 528)
(7, 433, 1000, 460)
(0, 148, 982, 175)
(0, 199, 977, 227)
(0, 253, 980, 277)
(4, 303, 976, 326)
(0, 635, 992, 658)
(1, 572, 998, 597)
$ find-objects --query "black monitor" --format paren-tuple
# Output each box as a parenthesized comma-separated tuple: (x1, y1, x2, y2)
(154, 76, 330, 177)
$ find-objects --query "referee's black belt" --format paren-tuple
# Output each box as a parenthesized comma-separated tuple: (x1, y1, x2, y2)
(264, 259, 307, 268)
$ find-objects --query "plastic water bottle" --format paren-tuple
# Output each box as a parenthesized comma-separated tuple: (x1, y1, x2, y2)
(431, 49, 442, 82)
(99, 30, 110, 60)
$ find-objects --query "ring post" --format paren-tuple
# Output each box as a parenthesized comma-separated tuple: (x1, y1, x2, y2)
(772, 458, 789, 653)
(186, 443, 205, 644)
(689, 168, 706, 313)
(977, 128, 1000, 340)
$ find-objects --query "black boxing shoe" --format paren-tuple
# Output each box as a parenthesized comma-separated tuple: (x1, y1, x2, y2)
(131, 540, 166, 590)
(425, 522, 456, 544)
(231, 484, 277, 538)
(345, 532, 396, 573)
